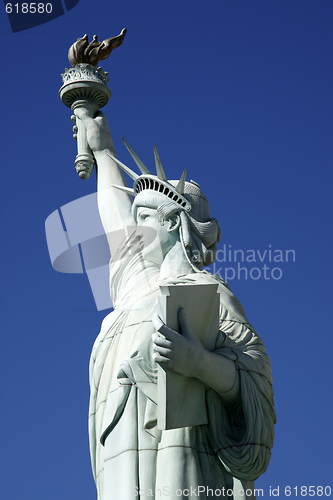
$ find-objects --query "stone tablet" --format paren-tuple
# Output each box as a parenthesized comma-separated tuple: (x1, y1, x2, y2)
(157, 283, 220, 430)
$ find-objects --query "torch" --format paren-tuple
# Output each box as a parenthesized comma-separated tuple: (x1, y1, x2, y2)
(59, 29, 127, 179)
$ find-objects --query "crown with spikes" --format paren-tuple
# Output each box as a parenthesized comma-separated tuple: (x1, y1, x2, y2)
(107, 138, 192, 213)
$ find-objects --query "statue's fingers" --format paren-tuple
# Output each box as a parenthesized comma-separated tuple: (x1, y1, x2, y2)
(73, 125, 78, 133)
(152, 314, 165, 332)
(152, 332, 172, 349)
(153, 344, 173, 359)
(71, 114, 76, 124)
(152, 315, 179, 341)
(153, 353, 171, 365)
(96, 109, 106, 119)
(73, 107, 91, 123)
(73, 133, 77, 141)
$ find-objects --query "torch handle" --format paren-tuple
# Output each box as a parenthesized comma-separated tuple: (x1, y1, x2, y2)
(71, 99, 100, 179)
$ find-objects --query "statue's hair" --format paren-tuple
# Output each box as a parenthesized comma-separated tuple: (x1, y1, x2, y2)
(132, 181, 220, 271)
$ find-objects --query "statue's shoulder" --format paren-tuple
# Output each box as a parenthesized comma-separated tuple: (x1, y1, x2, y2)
(198, 271, 250, 324)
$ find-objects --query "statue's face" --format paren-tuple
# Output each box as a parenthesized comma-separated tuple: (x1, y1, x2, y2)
(136, 207, 178, 265)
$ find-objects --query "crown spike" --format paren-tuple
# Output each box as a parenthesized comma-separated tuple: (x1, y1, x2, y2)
(154, 146, 167, 181)
(110, 184, 136, 197)
(106, 151, 139, 180)
(122, 138, 151, 175)
(175, 169, 187, 194)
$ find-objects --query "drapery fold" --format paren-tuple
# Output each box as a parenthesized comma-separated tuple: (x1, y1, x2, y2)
(87, 245, 275, 499)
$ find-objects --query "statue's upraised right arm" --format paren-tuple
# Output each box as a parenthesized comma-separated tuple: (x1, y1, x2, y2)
(72, 108, 136, 242)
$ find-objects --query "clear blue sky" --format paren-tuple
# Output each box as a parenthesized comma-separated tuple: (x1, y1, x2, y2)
(0, 1, 332, 498)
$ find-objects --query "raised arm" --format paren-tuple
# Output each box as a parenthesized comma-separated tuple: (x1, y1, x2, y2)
(73, 107, 136, 244)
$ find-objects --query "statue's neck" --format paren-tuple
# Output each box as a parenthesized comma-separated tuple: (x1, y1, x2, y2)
(159, 240, 194, 280)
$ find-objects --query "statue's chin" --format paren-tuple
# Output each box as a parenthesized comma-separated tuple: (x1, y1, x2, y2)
(142, 243, 164, 268)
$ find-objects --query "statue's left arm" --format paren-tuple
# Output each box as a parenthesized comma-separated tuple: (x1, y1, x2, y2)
(153, 304, 276, 481)
(152, 309, 240, 402)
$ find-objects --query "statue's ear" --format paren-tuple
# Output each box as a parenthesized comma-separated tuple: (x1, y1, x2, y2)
(167, 214, 181, 233)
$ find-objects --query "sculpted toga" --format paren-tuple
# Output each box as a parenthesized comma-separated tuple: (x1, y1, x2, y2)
(72, 108, 276, 500)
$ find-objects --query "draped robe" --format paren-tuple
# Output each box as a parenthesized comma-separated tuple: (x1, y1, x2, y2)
(88, 238, 276, 500)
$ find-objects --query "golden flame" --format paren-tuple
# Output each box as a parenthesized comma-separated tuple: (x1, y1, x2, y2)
(68, 28, 127, 67)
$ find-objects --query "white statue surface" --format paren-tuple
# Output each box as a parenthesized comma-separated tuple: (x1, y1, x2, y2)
(64, 34, 276, 499)
(70, 107, 276, 500)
